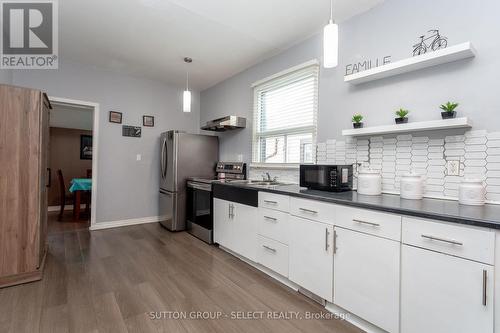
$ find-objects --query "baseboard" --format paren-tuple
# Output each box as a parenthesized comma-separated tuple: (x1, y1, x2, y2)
(89, 215, 165, 231)
(48, 204, 86, 212)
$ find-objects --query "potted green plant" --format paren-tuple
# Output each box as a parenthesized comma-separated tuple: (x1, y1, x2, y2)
(352, 114, 364, 128)
(395, 108, 410, 124)
(440, 101, 459, 119)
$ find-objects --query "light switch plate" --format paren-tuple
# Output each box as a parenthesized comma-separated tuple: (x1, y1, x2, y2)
(446, 160, 460, 176)
(136, 154, 142, 161)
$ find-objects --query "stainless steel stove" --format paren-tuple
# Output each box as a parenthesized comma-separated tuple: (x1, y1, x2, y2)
(186, 162, 246, 243)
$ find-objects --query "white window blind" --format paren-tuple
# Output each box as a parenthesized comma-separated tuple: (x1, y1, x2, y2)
(252, 62, 319, 165)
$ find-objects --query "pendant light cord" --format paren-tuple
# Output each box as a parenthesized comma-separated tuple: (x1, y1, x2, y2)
(186, 71, 189, 91)
(330, 0, 334, 23)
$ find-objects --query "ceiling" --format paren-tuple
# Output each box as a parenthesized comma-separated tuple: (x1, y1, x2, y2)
(60, 0, 384, 91)
(50, 103, 93, 131)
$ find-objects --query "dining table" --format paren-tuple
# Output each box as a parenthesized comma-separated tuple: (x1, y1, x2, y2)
(69, 178, 92, 221)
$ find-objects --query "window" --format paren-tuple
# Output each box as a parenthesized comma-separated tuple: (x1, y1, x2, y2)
(252, 61, 319, 165)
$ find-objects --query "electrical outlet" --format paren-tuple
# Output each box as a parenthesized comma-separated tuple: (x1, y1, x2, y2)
(446, 160, 460, 176)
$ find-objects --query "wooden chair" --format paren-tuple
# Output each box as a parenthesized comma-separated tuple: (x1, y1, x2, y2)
(57, 170, 73, 221)
(86, 169, 92, 178)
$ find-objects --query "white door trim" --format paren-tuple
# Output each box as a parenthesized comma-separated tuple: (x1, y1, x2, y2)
(48, 96, 100, 228)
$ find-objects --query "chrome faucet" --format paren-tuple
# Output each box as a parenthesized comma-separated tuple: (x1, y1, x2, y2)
(262, 172, 278, 182)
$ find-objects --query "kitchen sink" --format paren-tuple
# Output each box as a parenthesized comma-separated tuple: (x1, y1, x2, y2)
(226, 179, 287, 186)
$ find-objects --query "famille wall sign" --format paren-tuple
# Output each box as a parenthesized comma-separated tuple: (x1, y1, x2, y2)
(345, 55, 392, 76)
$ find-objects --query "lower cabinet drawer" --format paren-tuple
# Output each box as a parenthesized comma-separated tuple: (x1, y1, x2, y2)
(336, 205, 401, 241)
(402, 217, 495, 265)
(258, 208, 289, 245)
(290, 197, 335, 225)
(257, 235, 289, 277)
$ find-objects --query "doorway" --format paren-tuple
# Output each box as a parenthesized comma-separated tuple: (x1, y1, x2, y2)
(47, 97, 100, 232)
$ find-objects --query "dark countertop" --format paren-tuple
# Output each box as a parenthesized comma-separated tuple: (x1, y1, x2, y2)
(217, 182, 500, 230)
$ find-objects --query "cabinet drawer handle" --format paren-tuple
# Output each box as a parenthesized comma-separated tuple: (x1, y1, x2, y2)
(325, 228, 330, 251)
(483, 270, 487, 306)
(264, 216, 277, 222)
(299, 208, 318, 214)
(264, 200, 278, 205)
(262, 245, 277, 253)
(421, 234, 463, 246)
(333, 229, 337, 254)
(353, 219, 380, 227)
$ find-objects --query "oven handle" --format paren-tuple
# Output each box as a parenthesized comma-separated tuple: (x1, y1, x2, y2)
(187, 181, 212, 192)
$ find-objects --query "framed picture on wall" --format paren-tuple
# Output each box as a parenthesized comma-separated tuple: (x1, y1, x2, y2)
(80, 135, 93, 160)
(143, 115, 154, 127)
(109, 111, 122, 124)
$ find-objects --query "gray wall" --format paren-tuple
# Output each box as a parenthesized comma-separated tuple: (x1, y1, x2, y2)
(0, 70, 13, 84)
(12, 61, 200, 223)
(201, 0, 500, 162)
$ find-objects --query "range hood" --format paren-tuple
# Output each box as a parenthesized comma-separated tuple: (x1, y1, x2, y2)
(201, 116, 246, 132)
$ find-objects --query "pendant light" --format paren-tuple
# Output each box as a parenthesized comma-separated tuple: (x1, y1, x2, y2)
(183, 57, 192, 113)
(323, 0, 338, 68)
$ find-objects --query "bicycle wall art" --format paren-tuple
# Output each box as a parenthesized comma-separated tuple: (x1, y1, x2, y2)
(412, 29, 448, 56)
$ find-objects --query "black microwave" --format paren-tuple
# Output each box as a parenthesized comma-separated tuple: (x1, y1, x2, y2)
(300, 164, 353, 192)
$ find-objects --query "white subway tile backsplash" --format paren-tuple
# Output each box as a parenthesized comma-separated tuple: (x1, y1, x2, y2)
(487, 140, 500, 148)
(428, 172, 445, 179)
(487, 178, 500, 186)
(396, 153, 412, 159)
(465, 130, 488, 138)
(488, 132, 500, 140)
(465, 160, 487, 167)
(428, 152, 444, 159)
(429, 139, 445, 146)
(444, 189, 459, 197)
(396, 146, 411, 153)
(444, 149, 465, 157)
(428, 165, 445, 173)
(397, 141, 412, 147)
(304, 131, 500, 205)
(487, 193, 500, 202)
(487, 186, 500, 194)
(445, 142, 465, 149)
(487, 163, 500, 171)
(412, 162, 428, 169)
(412, 136, 429, 143)
(465, 145, 487, 152)
(397, 134, 412, 141)
(465, 137, 487, 145)
(487, 156, 500, 163)
(412, 149, 428, 156)
(383, 150, 397, 156)
(428, 146, 445, 153)
(488, 148, 500, 155)
(445, 135, 465, 143)
(465, 152, 487, 159)
(383, 138, 397, 144)
(412, 155, 428, 162)
(427, 178, 445, 186)
(428, 159, 446, 166)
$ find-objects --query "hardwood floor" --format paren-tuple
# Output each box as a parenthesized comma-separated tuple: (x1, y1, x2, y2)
(0, 212, 363, 333)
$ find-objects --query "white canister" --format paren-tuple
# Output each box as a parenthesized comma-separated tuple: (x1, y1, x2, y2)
(400, 172, 424, 200)
(459, 179, 486, 206)
(357, 168, 382, 196)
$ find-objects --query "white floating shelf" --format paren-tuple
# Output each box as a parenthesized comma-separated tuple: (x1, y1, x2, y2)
(344, 42, 476, 85)
(342, 117, 472, 137)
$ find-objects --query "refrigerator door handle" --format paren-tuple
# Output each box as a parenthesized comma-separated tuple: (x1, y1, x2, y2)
(161, 137, 167, 179)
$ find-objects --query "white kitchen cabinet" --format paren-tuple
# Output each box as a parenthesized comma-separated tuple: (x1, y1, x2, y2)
(289, 215, 334, 302)
(214, 198, 232, 248)
(213, 198, 257, 262)
(231, 201, 258, 262)
(401, 244, 493, 333)
(334, 227, 400, 333)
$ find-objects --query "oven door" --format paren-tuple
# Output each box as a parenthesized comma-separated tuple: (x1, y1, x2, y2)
(186, 181, 213, 243)
(300, 165, 333, 190)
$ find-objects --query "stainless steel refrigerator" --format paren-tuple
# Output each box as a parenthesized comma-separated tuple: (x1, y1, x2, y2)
(159, 131, 219, 231)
